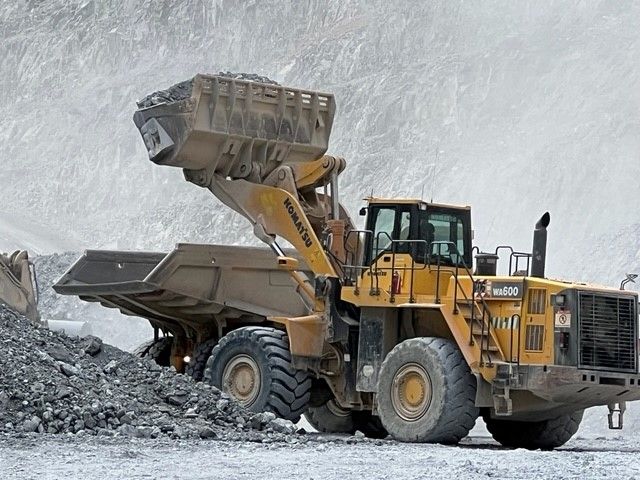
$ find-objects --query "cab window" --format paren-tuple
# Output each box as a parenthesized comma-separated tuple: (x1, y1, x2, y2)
(371, 207, 395, 258)
(418, 209, 470, 267)
(367, 205, 413, 263)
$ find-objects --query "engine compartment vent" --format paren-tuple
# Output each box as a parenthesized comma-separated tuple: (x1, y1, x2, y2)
(578, 293, 637, 373)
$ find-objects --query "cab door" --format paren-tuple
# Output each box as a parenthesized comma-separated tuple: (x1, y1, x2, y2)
(364, 204, 414, 266)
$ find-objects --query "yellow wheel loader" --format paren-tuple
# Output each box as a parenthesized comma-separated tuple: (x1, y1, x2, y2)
(55, 75, 640, 448)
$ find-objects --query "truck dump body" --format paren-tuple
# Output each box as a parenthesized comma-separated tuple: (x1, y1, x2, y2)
(54, 244, 309, 340)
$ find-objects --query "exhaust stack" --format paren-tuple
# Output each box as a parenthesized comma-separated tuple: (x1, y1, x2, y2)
(531, 212, 550, 278)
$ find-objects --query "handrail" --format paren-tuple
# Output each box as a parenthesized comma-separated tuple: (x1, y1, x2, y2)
(343, 230, 429, 300)
(492, 245, 532, 276)
(430, 240, 500, 366)
(344, 233, 504, 366)
(509, 313, 521, 365)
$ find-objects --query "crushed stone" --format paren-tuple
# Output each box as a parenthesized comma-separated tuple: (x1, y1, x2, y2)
(0, 305, 299, 441)
(136, 72, 279, 109)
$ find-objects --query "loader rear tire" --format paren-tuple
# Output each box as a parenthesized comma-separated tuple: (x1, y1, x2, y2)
(185, 338, 217, 381)
(133, 336, 173, 367)
(305, 400, 388, 438)
(204, 327, 311, 422)
(376, 337, 478, 444)
(483, 410, 584, 450)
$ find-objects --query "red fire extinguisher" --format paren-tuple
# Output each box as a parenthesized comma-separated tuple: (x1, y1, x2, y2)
(391, 271, 402, 295)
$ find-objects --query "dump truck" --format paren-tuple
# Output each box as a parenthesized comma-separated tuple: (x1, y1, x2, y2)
(55, 74, 640, 448)
(1, 250, 40, 324)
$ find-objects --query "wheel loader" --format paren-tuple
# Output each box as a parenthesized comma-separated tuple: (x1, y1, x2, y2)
(54, 74, 640, 449)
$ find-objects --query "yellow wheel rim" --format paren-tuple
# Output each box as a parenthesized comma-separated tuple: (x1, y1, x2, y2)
(391, 363, 432, 422)
(222, 354, 261, 407)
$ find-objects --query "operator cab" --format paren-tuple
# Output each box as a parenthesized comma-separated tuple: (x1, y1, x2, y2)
(361, 198, 472, 268)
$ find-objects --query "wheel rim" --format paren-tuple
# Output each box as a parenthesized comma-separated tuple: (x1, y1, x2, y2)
(326, 399, 351, 418)
(390, 362, 432, 422)
(222, 354, 261, 407)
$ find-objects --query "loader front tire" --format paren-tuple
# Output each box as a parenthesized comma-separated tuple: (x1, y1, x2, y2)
(204, 327, 311, 422)
(376, 337, 478, 443)
(483, 410, 583, 450)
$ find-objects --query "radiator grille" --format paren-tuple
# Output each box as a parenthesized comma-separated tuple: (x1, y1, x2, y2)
(525, 324, 544, 351)
(578, 293, 637, 373)
(527, 289, 546, 315)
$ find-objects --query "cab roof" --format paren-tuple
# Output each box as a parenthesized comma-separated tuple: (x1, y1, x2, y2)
(364, 197, 471, 211)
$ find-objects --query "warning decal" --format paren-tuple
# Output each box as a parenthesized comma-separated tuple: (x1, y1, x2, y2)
(555, 310, 571, 328)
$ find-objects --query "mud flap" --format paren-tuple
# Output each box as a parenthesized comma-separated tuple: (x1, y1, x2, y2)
(356, 308, 397, 392)
(492, 378, 513, 416)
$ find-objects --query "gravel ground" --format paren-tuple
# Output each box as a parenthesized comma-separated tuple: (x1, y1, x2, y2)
(1, 434, 639, 480)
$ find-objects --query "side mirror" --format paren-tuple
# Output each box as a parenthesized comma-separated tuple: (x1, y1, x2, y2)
(359, 207, 367, 216)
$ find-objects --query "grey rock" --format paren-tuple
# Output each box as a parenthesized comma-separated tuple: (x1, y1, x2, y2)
(103, 360, 118, 374)
(56, 387, 72, 400)
(198, 426, 217, 439)
(119, 413, 134, 425)
(268, 418, 296, 434)
(83, 412, 97, 429)
(23, 417, 41, 432)
(59, 362, 80, 377)
(82, 336, 102, 356)
(166, 394, 188, 406)
(118, 424, 136, 437)
(251, 412, 276, 428)
(73, 420, 85, 432)
(134, 426, 154, 438)
(47, 345, 74, 364)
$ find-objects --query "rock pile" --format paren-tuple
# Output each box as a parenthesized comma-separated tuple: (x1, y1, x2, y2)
(136, 72, 279, 109)
(0, 305, 297, 441)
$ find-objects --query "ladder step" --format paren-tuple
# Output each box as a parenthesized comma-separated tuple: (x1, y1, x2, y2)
(471, 326, 485, 335)
(472, 339, 499, 352)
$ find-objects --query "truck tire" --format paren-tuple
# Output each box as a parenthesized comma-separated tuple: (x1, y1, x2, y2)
(352, 411, 388, 439)
(305, 400, 388, 438)
(483, 410, 584, 450)
(132, 339, 155, 358)
(376, 337, 478, 443)
(133, 336, 173, 367)
(203, 327, 311, 422)
(305, 399, 354, 433)
(185, 338, 217, 381)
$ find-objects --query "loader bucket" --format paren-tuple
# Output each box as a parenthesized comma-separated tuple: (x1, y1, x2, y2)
(133, 74, 336, 182)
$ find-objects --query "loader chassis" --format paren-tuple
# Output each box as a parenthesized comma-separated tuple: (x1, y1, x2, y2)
(54, 74, 640, 447)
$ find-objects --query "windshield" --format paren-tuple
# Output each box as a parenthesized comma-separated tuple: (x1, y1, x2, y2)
(418, 209, 470, 267)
